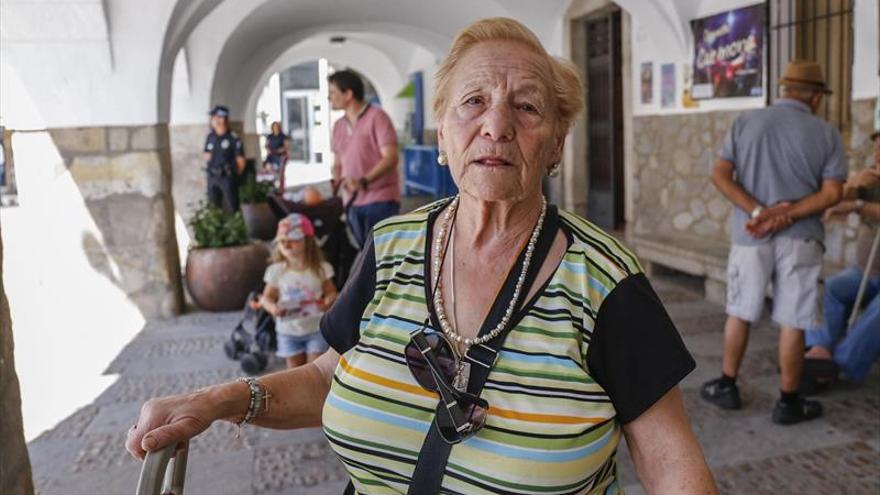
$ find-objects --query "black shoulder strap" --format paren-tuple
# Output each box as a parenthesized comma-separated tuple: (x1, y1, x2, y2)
(406, 205, 560, 494)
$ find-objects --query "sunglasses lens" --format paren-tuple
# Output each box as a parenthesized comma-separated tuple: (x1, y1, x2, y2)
(436, 394, 489, 444)
(405, 333, 457, 392)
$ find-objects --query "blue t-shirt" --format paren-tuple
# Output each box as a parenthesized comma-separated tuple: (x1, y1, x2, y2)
(265, 133, 288, 155)
(719, 98, 847, 245)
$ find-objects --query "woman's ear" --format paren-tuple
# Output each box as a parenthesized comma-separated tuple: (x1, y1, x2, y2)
(437, 121, 445, 148)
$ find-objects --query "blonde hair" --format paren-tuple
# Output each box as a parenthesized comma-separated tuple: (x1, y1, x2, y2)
(432, 17, 585, 135)
(270, 235, 328, 280)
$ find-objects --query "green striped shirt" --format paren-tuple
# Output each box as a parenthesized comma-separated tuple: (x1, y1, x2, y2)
(320, 199, 694, 494)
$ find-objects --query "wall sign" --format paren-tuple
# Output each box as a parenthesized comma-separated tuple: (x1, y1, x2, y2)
(691, 3, 765, 99)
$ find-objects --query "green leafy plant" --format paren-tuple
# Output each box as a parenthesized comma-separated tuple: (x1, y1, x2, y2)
(238, 174, 275, 204)
(188, 202, 248, 248)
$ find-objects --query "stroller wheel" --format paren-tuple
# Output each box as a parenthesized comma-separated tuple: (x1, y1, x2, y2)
(241, 352, 268, 375)
(224, 339, 244, 360)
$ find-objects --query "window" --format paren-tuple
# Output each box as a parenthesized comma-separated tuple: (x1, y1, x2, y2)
(769, 0, 854, 136)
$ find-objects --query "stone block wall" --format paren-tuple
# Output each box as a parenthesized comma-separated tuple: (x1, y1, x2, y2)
(0, 234, 35, 495)
(631, 111, 739, 249)
(169, 124, 210, 237)
(849, 99, 876, 172)
(631, 100, 876, 271)
(47, 124, 183, 318)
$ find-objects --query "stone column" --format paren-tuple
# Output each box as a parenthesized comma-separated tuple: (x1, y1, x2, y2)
(0, 232, 35, 495)
(47, 124, 184, 318)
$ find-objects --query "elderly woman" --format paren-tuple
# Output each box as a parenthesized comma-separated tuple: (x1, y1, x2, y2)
(127, 18, 716, 494)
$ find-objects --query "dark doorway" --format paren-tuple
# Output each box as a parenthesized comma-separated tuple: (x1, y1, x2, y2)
(584, 9, 624, 230)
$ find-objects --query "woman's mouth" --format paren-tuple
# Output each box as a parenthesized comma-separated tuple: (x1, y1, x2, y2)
(473, 155, 514, 167)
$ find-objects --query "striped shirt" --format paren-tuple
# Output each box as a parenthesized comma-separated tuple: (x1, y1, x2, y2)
(320, 199, 694, 494)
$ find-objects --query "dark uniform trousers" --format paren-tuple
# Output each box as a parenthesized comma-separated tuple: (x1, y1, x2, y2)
(207, 168, 239, 213)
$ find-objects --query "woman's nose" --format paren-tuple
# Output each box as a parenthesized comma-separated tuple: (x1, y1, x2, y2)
(480, 103, 515, 142)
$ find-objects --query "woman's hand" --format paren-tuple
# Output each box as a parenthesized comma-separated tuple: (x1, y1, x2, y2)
(125, 387, 232, 460)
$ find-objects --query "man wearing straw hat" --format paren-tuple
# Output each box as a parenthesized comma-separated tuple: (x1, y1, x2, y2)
(702, 60, 847, 424)
(803, 113, 880, 387)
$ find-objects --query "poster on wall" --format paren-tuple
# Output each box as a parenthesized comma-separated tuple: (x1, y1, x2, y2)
(661, 63, 676, 108)
(640, 62, 653, 104)
(691, 3, 765, 99)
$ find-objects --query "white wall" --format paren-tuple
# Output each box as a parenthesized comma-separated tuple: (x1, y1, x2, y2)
(853, 0, 879, 100)
(630, 0, 765, 116)
(242, 37, 411, 134)
(629, 0, 879, 115)
(1, 0, 180, 129)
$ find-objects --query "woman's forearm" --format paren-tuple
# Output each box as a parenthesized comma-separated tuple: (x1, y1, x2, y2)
(211, 351, 337, 429)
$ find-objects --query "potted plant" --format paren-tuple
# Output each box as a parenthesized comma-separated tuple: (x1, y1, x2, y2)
(184, 202, 269, 311)
(238, 174, 277, 241)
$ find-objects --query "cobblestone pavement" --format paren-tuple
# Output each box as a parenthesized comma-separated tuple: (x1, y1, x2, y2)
(27, 273, 879, 494)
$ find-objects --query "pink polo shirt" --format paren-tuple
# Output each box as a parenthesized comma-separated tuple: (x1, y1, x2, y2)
(331, 105, 400, 206)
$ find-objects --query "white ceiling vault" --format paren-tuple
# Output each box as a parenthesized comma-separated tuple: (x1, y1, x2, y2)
(2, 0, 708, 129)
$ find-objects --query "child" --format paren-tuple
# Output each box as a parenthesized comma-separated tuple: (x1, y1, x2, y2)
(260, 213, 337, 368)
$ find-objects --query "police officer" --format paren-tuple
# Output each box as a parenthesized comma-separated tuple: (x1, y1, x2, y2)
(204, 105, 245, 212)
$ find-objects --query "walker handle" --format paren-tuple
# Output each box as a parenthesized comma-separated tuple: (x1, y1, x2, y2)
(135, 443, 188, 495)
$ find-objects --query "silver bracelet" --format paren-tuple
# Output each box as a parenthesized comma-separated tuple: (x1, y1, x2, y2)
(235, 377, 270, 425)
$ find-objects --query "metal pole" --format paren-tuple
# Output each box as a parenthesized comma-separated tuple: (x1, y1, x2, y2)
(848, 227, 880, 331)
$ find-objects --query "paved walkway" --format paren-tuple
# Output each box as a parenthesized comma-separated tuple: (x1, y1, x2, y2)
(27, 273, 879, 494)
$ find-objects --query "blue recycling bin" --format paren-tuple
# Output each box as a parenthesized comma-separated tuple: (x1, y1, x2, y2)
(403, 145, 457, 199)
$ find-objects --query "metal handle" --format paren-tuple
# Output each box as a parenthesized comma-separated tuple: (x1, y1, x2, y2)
(135, 443, 188, 495)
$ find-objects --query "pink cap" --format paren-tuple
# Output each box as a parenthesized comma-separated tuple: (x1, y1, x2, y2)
(277, 213, 315, 241)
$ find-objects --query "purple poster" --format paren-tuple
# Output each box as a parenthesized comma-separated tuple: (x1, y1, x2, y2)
(640, 62, 653, 104)
(691, 3, 765, 99)
(661, 63, 675, 108)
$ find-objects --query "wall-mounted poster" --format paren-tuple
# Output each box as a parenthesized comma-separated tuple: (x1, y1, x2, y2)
(661, 63, 675, 108)
(640, 62, 653, 104)
(691, 3, 765, 99)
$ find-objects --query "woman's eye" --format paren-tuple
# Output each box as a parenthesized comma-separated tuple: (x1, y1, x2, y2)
(518, 103, 539, 113)
(465, 96, 484, 106)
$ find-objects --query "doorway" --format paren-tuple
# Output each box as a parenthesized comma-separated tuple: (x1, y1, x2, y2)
(584, 9, 624, 231)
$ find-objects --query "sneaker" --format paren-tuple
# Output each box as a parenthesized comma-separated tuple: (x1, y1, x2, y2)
(772, 397, 823, 425)
(700, 378, 742, 410)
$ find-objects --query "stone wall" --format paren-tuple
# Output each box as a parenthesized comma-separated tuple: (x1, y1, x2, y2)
(631, 111, 738, 249)
(849, 98, 876, 172)
(169, 124, 209, 239)
(47, 125, 183, 318)
(631, 101, 876, 272)
(0, 233, 35, 495)
(824, 98, 880, 267)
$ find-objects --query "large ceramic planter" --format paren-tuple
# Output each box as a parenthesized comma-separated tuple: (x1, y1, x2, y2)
(241, 202, 278, 241)
(185, 241, 270, 311)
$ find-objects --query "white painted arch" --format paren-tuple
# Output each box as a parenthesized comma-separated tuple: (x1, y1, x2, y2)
(242, 36, 416, 133)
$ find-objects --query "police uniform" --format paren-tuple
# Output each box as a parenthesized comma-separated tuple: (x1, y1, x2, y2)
(204, 129, 244, 212)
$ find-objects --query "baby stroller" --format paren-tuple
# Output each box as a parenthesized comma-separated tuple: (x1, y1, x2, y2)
(268, 191, 360, 289)
(223, 286, 277, 375)
(223, 188, 359, 374)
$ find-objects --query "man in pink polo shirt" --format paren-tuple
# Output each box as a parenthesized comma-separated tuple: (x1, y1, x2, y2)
(329, 70, 400, 246)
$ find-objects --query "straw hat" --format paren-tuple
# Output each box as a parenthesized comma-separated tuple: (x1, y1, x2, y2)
(778, 59, 832, 94)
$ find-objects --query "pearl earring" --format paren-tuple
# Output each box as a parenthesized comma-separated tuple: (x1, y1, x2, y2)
(437, 151, 448, 166)
(547, 162, 560, 178)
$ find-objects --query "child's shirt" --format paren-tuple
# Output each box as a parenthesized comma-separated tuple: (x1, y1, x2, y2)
(264, 261, 334, 336)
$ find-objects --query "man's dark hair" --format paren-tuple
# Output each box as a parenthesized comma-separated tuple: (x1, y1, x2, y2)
(328, 70, 365, 102)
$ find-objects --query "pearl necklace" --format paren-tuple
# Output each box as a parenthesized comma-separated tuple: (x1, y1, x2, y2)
(431, 195, 547, 349)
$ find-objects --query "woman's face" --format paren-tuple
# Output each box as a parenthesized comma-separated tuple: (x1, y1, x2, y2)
(271, 122, 281, 134)
(438, 40, 564, 203)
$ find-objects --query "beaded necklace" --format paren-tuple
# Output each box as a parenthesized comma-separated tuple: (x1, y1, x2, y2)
(431, 195, 547, 354)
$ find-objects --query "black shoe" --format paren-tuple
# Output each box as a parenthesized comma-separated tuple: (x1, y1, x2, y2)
(700, 378, 742, 410)
(772, 397, 823, 425)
